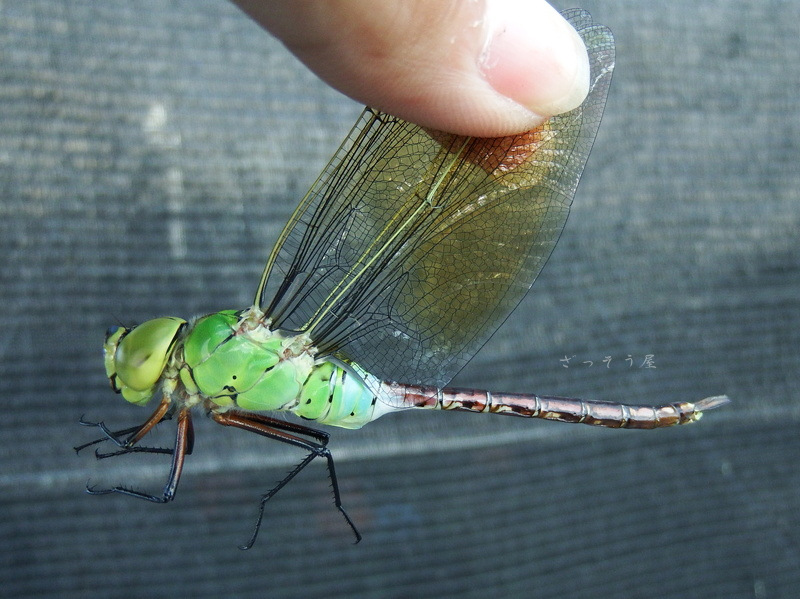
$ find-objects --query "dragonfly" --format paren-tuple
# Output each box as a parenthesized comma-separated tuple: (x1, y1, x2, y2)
(76, 9, 728, 548)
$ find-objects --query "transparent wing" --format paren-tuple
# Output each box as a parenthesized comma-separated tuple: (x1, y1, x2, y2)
(256, 9, 614, 387)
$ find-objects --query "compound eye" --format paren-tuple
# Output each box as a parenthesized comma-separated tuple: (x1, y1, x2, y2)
(114, 317, 185, 392)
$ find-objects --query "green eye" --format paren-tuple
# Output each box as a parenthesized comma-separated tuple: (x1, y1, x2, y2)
(114, 317, 185, 393)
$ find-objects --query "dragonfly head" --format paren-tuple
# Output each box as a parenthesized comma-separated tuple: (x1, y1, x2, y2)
(103, 317, 186, 405)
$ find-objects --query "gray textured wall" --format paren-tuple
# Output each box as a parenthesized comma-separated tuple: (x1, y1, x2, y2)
(1, 2, 798, 597)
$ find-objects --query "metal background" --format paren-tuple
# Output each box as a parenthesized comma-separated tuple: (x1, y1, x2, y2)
(1, 1, 798, 597)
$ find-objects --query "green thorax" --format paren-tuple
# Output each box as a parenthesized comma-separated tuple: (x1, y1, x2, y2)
(173, 308, 378, 429)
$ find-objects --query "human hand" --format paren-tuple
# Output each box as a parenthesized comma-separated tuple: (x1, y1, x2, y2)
(232, 0, 590, 137)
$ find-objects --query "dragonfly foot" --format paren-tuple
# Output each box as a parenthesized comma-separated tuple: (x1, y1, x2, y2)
(93, 445, 173, 460)
(75, 418, 141, 452)
(338, 504, 362, 544)
(85, 481, 173, 503)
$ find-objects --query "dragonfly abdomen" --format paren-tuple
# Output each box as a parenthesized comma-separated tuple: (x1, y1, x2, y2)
(292, 360, 379, 429)
(382, 382, 730, 429)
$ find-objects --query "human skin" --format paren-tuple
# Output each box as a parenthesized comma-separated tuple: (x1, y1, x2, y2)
(231, 0, 589, 137)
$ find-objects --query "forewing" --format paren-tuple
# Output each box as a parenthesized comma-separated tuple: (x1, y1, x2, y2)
(259, 10, 614, 387)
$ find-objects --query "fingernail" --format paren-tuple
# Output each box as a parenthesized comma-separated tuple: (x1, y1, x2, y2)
(479, 0, 590, 116)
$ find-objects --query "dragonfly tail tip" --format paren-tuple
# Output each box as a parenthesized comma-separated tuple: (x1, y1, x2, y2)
(694, 395, 731, 412)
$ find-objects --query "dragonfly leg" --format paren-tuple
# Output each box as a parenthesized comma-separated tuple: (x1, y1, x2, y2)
(74, 396, 173, 454)
(85, 407, 194, 503)
(210, 410, 360, 549)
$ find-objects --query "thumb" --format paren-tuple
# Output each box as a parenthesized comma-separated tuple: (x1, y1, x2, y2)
(233, 0, 589, 137)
